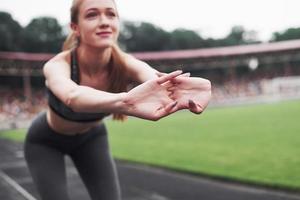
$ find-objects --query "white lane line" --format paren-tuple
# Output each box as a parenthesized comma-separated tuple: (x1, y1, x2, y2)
(14, 177, 33, 185)
(0, 161, 27, 169)
(130, 186, 170, 200)
(0, 170, 36, 200)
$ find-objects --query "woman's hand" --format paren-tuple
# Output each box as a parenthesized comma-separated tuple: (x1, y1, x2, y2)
(157, 71, 211, 114)
(170, 76, 211, 114)
(123, 71, 182, 121)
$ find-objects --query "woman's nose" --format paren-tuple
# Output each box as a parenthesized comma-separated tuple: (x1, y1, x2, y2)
(98, 15, 110, 28)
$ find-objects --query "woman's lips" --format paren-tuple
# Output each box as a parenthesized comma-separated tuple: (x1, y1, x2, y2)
(96, 32, 112, 37)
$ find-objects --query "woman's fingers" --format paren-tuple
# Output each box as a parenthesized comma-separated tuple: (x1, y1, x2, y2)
(156, 71, 189, 78)
(166, 101, 178, 113)
(170, 76, 185, 84)
(179, 72, 191, 77)
(171, 76, 207, 85)
(157, 70, 182, 84)
(156, 71, 167, 77)
(161, 72, 190, 89)
(158, 101, 178, 118)
(153, 101, 178, 121)
(161, 80, 173, 88)
(188, 100, 203, 114)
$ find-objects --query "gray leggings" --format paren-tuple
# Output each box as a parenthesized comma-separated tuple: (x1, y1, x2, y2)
(24, 112, 121, 200)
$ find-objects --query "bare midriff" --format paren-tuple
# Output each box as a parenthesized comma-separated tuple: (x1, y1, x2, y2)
(46, 107, 102, 135)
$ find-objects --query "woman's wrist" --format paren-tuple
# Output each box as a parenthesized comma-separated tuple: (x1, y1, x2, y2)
(117, 92, 132, 115)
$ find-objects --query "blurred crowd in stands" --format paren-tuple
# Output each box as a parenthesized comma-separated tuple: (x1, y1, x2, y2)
(211, 64, 300, 103)
(0, 88, 46, 125)
(1, 66, 300, 128)
(212, 79, 263, 102)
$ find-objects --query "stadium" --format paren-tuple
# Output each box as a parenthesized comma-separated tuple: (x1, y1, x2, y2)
(1, 39, 300, 128)
(1, 39, 300, 200)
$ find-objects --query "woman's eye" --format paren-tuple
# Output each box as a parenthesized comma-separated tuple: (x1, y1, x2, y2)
(107, 12, 116, 17)
(86, 12, 98, 18)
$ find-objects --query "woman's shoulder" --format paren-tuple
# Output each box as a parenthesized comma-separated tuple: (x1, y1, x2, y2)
(43, 50, 72, 75)
(48, 50, 72, 65)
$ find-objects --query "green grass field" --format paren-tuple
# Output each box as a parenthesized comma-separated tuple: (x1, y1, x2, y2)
(1, 100, 300, 190)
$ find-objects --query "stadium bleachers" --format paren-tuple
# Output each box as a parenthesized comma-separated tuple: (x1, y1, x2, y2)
(1, 40, 300, 129)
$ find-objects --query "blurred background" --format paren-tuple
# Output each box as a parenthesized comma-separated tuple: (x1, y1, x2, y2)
(1, 0, 300, 125)
(0, 0, 300, 198)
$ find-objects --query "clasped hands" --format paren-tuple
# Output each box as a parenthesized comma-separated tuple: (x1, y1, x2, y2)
(124, 70, 211, 121)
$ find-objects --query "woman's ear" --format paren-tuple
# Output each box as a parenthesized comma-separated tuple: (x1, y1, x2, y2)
(70, 23, 80, 37)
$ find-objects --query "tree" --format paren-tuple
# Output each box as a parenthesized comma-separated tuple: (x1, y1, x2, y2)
(213, 26, 260, 47)
(223, 26, 246, 46)
(0, 11, 23, 51)
(168, 28, 205, 50)
(119, 21, 170, 52)
(21, 17, 65, 53)
(271, 27, 300, 42)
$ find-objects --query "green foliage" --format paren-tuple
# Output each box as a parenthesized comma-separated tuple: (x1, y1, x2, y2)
(271, 27, 300, 42)
(119, 21, 170, 52)
(0, 12, 66, 53)
(119, 23, 261, 51)
(225, 26, 246, 45)
(21, 17, 65, 53)
(0, 11, 22, 51)
(1, 10, 300, 53)
(205, 26, 260, 47)
(168, 28, 205, 50)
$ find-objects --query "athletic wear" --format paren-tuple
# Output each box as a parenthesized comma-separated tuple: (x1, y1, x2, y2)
(47, 49, 109, 122)
(24, 112, 121, 200)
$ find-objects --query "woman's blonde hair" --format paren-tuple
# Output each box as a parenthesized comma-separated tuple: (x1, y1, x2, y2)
(63, 0, 128, 121)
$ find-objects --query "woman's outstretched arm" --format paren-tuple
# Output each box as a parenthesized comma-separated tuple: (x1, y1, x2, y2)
(44, 57, 182, 120)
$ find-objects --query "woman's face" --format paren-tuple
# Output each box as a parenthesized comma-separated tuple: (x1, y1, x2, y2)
(72, 0, 120, 49)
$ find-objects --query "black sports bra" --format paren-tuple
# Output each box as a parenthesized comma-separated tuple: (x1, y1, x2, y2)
(47, 49, 110, 122)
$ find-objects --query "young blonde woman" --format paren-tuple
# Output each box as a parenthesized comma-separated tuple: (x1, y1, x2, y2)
(24, 0, 211, 199)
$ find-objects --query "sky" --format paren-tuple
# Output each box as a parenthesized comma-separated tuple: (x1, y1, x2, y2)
(1, 0, 300, 41)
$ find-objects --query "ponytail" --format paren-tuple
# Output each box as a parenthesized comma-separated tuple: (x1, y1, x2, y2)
(62, 32, 79, 51)
(109, 43, 130, 121)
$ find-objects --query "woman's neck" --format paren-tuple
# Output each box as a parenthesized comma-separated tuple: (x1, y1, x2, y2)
(76, 45, 112, 76)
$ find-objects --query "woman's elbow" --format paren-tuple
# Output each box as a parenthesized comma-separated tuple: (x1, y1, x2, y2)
(65, 88, 84, 112)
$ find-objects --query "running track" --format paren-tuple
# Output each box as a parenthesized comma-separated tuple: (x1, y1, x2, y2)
(0, 139, 300, 200)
